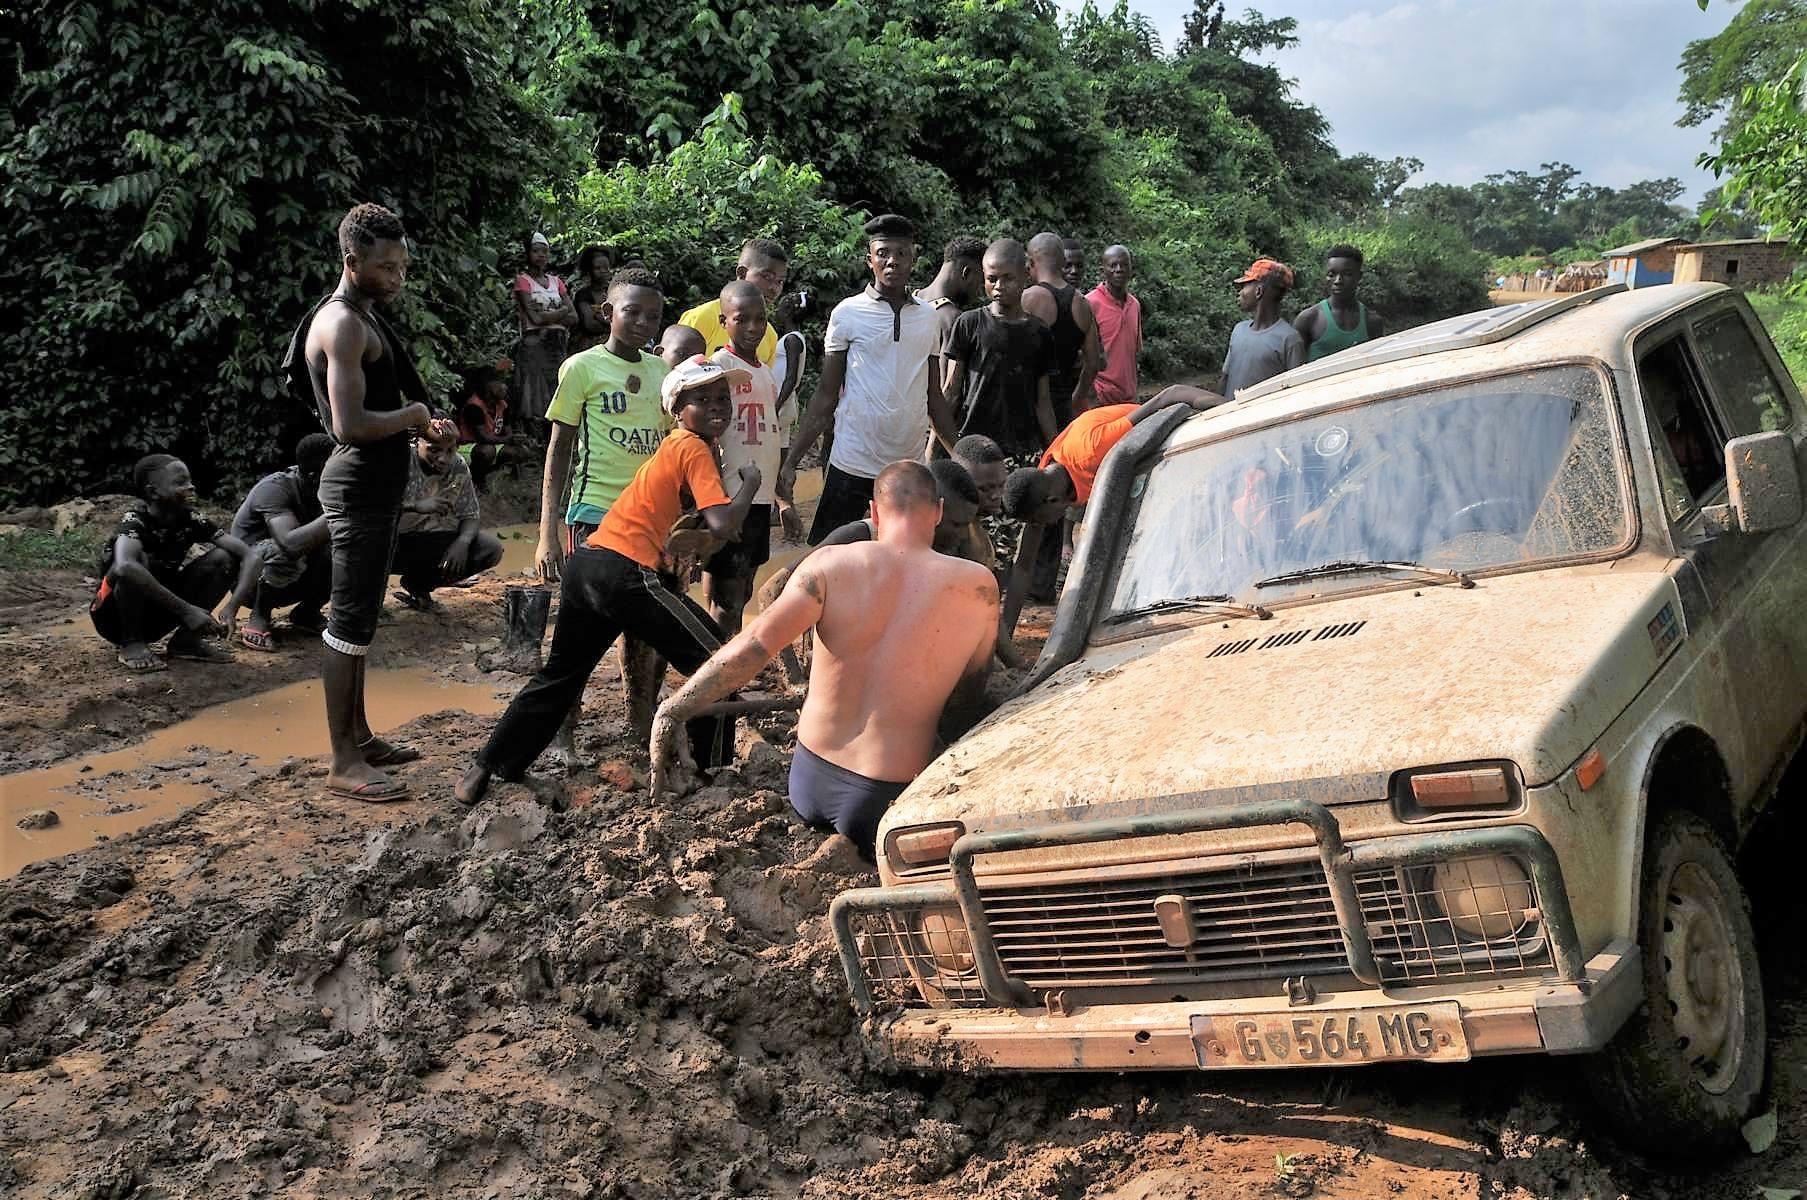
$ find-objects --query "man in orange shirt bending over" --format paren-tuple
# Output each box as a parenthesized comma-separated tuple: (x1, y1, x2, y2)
(456, 357, 760, 806)
(997, 385, 1221, 648)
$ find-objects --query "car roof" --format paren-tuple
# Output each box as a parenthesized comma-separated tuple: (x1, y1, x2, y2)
(1178, 283, 1731, 448)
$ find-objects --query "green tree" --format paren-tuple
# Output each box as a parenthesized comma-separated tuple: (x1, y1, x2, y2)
(1679, 0, 1807, 136)
(1, 0, 561, 506)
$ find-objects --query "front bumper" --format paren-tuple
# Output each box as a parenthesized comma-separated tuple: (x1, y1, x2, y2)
(874, 941, 1640, 1069)
(831, 799, 1642, 1067)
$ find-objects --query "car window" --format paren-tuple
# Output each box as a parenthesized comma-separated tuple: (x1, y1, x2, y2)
(1693, 310, 1793, 435)
(1638, 335, 1725, 519)
(1102, 365, 1629, 617)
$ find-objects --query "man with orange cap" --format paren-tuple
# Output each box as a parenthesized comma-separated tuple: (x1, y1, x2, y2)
(1221, 258, 1305, 401)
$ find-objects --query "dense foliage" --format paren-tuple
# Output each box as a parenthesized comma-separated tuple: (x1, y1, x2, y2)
(1692, 0, 1807, 293)
(1, 0, 555, 506)
(2, 0, 1494, 508)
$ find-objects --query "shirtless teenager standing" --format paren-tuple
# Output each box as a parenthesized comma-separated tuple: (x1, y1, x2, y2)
(649, 461, 997, 855)
(288, 202, 443, 802)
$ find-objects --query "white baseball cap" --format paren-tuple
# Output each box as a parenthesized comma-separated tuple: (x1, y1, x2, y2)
(661, 355, 752, 414)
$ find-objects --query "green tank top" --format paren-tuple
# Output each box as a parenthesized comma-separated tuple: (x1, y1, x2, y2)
(1306, 299, 1369, 362)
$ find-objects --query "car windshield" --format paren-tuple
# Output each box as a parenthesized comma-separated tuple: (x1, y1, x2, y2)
(1103, 364, 1628, 618)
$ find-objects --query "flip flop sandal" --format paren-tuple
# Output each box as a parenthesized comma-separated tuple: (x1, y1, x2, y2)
(323, 778, 411, 804)
(358, 736, 422, 766)
(117, 650, 167, 674)
(391, 589, 442, 614)
(287, 612, 327, 635)
(240, 627, 278, 652)
(166, 640, 236, 663)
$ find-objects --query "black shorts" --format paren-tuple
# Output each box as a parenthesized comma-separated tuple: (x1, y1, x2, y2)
(705, 503, 772, 578)
(321, 500, 400, 652)
(808, 466, 875, 545)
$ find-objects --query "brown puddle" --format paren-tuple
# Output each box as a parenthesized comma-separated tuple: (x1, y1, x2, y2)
(493, 467, 825, 607)
(2, 668, 503, 876)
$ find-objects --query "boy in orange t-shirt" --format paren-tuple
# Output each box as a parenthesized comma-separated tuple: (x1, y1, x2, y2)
(457, 357, 761, 805)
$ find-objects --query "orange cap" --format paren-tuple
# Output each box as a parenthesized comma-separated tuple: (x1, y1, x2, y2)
(1234, 258, 1294, 289)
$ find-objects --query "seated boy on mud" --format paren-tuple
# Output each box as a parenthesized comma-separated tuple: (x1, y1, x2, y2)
(91, 454, 258, 673)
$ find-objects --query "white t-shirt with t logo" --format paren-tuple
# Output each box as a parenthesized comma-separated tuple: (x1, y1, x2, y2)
(712, 346, 784, 505)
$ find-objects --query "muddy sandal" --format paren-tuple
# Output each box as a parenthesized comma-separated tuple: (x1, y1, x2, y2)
(358, 736, 422, 767)
(166, 638, 236, 664)
(240, 626, 278, 653)
(392, 589, 442, 614)
(117, 649, 167, 673)
(324, 778, 411, 804)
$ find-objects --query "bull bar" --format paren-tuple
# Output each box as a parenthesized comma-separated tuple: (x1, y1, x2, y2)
(831, 798, 1588, 1015)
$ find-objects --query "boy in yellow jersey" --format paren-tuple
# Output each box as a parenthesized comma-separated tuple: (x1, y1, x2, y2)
(679, 238, 787, 362)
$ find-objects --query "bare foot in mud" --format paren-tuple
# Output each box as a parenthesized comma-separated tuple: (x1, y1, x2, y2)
(798, 833, 870, 875)
(455, 764, 492, 807)
(548, 730, 590, 772)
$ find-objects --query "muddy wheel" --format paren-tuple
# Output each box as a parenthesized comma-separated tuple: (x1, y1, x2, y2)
(1584, 809, 1765, 1155)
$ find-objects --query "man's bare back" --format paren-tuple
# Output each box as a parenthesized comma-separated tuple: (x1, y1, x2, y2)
(798, 539, 997, 782)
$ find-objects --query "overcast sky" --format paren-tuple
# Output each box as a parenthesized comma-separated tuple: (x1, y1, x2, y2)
(1062, 0, 1741, 202)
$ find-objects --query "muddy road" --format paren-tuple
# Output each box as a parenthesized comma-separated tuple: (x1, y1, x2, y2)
(3, 548, 1805, 1198)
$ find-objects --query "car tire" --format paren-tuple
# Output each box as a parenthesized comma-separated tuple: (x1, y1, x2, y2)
(1584, 808, 1766, 1155)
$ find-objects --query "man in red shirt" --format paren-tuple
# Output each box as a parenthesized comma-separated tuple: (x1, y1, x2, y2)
(997, 385, 1220, 648)
(1087, 245, 1143, 405)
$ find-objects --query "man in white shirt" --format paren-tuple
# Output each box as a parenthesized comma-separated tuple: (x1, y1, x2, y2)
(776, 214, 958, 544)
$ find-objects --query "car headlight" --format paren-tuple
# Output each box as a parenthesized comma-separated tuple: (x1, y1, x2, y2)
(1427, 855, 1536, 941)
(913, 907, 974, 974)
(885, 822, 965, 871)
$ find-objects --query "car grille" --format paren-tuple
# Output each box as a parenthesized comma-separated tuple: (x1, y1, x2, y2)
(980, 855, 1547, 991)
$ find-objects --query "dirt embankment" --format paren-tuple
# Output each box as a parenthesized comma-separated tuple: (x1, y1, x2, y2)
(3, 562, 1806, 1198)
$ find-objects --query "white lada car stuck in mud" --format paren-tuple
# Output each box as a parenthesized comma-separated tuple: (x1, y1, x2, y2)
(832, 283, 1805, 1153)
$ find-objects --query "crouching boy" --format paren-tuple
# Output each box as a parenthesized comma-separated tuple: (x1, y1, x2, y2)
(392, 422, 504, 612)
(92, 454, 257, 672)
(456, 356, 760, 805)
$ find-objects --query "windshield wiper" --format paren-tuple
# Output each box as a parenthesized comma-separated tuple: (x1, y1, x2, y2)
(1253, 560, 1475, 590)
(1104, 594, 1273, 625)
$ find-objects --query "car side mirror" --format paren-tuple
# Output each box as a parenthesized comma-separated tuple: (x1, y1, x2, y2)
(1702, 431, 1803, 535)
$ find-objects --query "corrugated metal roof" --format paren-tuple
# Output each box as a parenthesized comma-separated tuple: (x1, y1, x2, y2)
(1677, 238, 1791, 250)
(1601, 236, 1685, 258)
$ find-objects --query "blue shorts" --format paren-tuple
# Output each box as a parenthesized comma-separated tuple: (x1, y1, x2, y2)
(787, 743, 911, 854)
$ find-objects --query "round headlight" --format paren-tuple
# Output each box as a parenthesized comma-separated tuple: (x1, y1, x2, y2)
(1429, 855, 1535, 941)
(914, 907, 974, 974)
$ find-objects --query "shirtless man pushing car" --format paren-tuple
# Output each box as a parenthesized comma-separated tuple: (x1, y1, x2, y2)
(649, 461, 998, 857)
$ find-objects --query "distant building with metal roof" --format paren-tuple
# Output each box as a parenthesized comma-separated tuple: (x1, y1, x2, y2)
(1673, 238, 1797, 290)
(1601, 237, 1686, 290)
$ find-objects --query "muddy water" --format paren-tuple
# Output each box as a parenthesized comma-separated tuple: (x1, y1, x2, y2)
(492, 467, 825, 605)
(1, 668, 502, 875)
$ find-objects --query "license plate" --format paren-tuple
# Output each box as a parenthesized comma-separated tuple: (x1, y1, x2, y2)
(1191, 1003, 1470, 1068)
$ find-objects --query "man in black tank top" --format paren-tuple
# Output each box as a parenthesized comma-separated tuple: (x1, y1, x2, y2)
(1023, 232, 1100, 427)
(291, 203, 439, 802)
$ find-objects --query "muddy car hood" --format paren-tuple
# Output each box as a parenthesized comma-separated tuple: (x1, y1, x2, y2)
(894, 566, 1681, 834)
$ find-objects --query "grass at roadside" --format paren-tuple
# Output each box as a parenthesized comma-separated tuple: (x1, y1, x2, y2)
(1749, 290, 1807, 386)
(0, 527, 105, 571)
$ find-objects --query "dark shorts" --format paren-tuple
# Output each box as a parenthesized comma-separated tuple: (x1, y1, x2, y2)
(808, 466, 875, 545)
(90, 550, 234, 646)
(787, 742, 911, 854)
(705, 503, 772, 578)
(321, 500, 400, 652)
